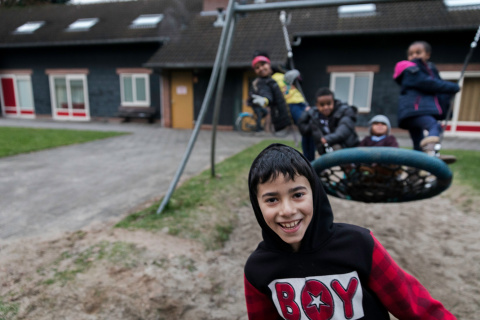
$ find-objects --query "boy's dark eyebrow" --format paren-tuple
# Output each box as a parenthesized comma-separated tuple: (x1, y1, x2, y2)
(289, 186, 307, 193)
(260, 186, 307, 198)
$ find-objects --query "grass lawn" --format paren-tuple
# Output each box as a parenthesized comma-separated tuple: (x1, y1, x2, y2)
(116, 139, 297, 250)
(446, 149, 480, 192)
(117, 140, 480, 250)
(0, 127, 128, 158)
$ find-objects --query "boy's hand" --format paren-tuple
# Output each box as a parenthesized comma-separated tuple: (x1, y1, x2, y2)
(284, 69, 300, 85)
(251, 94, 268, 107)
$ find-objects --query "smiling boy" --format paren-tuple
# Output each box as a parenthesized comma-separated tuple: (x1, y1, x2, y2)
(244, 143, 456, 319)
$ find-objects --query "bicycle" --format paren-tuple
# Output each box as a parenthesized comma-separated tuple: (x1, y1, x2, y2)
(235, 107, 285, 136)
(235, 107, 299, 145)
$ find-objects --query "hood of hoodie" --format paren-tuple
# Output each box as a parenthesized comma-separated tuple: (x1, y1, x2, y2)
(393, 60, 417, 83)
(369, 114, 391, 135)
(248, 144, 335, 253)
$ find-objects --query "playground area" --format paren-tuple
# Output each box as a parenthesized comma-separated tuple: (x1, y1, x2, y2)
(0, 162, 478, 319)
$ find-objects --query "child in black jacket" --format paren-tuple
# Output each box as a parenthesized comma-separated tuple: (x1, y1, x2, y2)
(248, 51, 292, 132)
(244, 143, 457, 320)
(298, 87, 359, 155)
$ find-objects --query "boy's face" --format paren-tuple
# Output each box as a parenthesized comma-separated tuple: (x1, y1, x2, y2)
(407, 43, 430, 63)
(316, 94, 334, 117)
(253, 61, 272, 78)
(371, 122, 388, 136)
(256, 174, 314, 252)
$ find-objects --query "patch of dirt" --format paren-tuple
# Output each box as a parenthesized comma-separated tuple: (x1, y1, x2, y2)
(0, 186, 478, 319)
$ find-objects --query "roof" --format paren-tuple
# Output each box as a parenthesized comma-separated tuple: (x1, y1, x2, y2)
(145, 0, 480, 68)
(0, 0, 202, 48)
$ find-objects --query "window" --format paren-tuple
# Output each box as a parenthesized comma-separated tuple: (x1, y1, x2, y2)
(14, 21, 45, 34)
(444, 0, 480, 10)
(330, 72, 374, 112)
(120, 74, 150, 106)
(66, 18, 99, 32)
(338, 4, 376, 17)
(0, 73, 35, 118)
(130, 14, 164, 29)
(46, 70, 90, 121)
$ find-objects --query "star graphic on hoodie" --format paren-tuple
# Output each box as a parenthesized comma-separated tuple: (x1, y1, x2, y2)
(307, 291, 329, 311)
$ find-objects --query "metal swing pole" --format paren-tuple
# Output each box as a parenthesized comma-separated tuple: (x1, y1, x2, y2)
(279, 10, 306, 99)
(157, 0, 236, 214)
(211, 12, 237, 177)
(440, 24, 480, 142)
(278, 10, 301, 147)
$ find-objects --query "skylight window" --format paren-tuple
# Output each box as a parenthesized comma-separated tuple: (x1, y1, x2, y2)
(338, 3, 376, 17)
(66, 18, 99, 31)
(14, 21, 45, 34)
(129, 14, 164, 29)
(444, 0, 480, 10)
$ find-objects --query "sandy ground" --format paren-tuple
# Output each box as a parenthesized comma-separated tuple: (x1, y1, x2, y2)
(0, 182, 478, 319)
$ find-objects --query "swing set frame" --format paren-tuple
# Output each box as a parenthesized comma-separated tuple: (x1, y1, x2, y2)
(157, 0, 464, 213)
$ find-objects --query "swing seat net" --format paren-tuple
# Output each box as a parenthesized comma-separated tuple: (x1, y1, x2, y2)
(311, 147, 453, 203)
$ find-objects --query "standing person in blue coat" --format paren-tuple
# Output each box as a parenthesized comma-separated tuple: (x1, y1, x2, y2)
(393, 41, 460, 156)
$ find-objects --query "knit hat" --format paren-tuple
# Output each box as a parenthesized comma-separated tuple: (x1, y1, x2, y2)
(369, 114, 391, 135)
(251, 55, 271, 68)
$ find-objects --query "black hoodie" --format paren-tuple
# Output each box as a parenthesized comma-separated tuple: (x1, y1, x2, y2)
(244, 144, 389, 319)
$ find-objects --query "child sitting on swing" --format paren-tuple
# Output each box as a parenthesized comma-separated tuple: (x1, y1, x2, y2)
(247, 51, 292, 133)
(359, 115, 399, 147)
(298, 87, 359, 155)
(244, 143, 457, 319)
(393, 41, 459, 162)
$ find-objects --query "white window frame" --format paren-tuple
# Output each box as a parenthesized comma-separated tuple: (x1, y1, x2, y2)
(0, 73, 35, 118)
(66, 18, 99, 32)
(48, 73, 90, 121)
(119, 73, 150, 107)
(130, 14, 164, 29)
(14, 21, 45, 34)
(440, 71, 480, 135)
(330, 72, 374, 113)
(338, 3, 376, 17)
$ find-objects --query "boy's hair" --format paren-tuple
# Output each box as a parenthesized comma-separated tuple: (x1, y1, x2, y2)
(409, 40, 432, 54)
(315, 87, 335, 100)
(249, 144, 316, 198)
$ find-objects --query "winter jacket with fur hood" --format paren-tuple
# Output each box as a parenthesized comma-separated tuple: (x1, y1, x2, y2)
(393, 59, 460, 128)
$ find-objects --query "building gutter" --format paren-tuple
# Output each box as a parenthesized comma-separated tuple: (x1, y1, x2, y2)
(0, 37, 168, 49)
(295, 25, 479, 38)
(143, 60, 284, 69)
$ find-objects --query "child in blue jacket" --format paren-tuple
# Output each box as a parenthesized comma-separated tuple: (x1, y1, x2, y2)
(393, 41, 459, 156)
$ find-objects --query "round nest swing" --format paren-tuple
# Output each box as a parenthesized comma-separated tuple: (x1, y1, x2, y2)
(311, 147, 453, 203)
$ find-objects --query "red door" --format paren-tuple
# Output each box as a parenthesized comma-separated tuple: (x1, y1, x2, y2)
(1, 77, 18, 115)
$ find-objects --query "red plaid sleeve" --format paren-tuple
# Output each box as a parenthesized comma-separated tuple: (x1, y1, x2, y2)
(368, 232, 456, 319)
(244, 274, 280, 320)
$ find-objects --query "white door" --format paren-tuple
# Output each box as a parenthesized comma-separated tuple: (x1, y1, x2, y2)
(50, 74, 90, 121)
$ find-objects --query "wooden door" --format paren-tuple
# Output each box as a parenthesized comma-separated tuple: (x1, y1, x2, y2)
(171, 71, 193, 129)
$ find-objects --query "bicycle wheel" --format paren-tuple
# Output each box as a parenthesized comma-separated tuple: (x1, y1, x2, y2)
(235, 113, 257, 136)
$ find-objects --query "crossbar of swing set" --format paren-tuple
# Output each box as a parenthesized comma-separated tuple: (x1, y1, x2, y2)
(157, 0, 405, 215)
